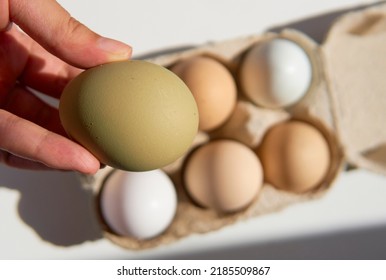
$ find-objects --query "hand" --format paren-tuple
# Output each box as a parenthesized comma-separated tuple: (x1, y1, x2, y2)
(0, 0, 132, 173)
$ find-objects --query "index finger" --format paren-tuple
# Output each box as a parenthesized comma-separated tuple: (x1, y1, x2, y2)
(9, 0, 132, 68)
(0, 0, 10, 31)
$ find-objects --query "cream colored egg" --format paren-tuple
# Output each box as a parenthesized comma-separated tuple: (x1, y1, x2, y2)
(183, 140, 263, 213)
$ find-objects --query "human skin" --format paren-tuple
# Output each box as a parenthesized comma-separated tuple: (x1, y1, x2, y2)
(0, 0, 132, 173)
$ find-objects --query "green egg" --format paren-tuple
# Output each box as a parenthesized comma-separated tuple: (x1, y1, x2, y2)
(59, 60, 199, 171)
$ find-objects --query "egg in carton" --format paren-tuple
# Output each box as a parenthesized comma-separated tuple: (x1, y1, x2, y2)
(80, 3, 386, 250)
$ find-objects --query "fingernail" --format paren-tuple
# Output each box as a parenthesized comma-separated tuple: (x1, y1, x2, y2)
(77, 150, 101, 175)
(97, 37, 132, 60)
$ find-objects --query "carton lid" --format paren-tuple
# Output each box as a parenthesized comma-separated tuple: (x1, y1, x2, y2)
(321, 3, 386, 175)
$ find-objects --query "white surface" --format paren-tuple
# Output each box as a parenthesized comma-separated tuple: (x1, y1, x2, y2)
(1, 0, 385, 259)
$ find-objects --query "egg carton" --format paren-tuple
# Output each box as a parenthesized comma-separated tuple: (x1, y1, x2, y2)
(82, 3, 386, 250)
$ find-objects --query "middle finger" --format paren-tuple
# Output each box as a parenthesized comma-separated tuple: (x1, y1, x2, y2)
(3, 84, 66, 136)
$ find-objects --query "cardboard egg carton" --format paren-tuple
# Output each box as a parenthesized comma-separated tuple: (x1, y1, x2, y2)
(82, 3, 386, 250)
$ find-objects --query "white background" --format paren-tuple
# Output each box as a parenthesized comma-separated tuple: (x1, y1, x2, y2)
(1, 0, 386, 259)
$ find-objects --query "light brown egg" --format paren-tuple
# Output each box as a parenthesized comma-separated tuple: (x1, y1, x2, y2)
(258, 121, 331, 193)
(183, 140, 263, 213)
(171, 56, 237, 131)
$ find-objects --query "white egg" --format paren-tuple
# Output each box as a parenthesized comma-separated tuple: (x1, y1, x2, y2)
(100, 169, 177, 240)
(240, 38, 312, 108)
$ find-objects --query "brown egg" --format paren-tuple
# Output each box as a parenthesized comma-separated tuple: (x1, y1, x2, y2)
(171, 56, 237, 131)
(258, 121, 331, 193)
(183, 140, 263, 213)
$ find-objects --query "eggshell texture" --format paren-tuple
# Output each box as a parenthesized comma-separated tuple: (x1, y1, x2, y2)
(239, 38, 312, 108)
(183, 140, 263, 213)
(59, 60, 199, 171)
(258, 121, 331, 193)
(100, 169, 177, 240)
(171, 56, 237, 131)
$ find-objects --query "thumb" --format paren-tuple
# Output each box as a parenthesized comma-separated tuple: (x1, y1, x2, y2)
(9, 0, 132, 68)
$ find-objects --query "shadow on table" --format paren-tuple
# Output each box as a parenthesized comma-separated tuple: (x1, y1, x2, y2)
(135, 1, 385, 61)
(267, 1, 385, 43)
(0, 165, 102, 247)
(159, 224, 386, 260)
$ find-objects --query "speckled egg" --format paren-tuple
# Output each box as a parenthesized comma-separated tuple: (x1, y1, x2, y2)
(59, 60, 199, 171)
